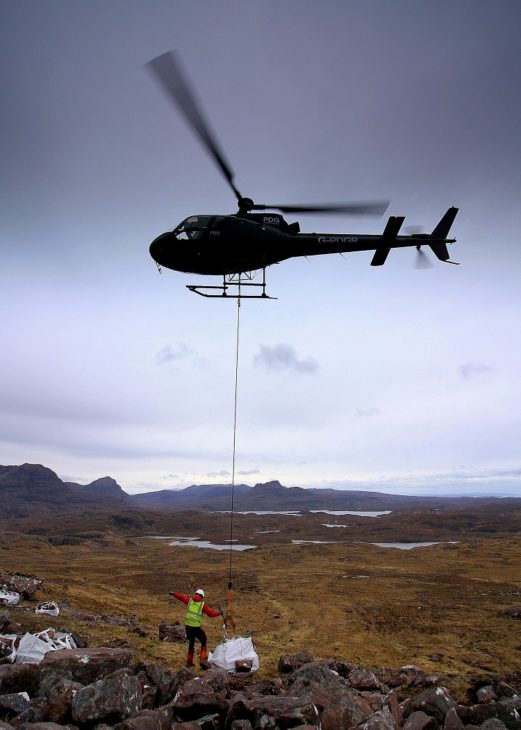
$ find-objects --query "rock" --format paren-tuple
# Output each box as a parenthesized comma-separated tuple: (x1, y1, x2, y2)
(480, 720, 507, 730)
(159, 622, 186, 643)
(286, 662, 344, 694)
(15, 721, 70, 730)
(444, 707, 464, 730)
(457, 704, 499, 726)
(323, 659, 358, 677)
(230, 721, 254, 730)
(360, 691, 386, 712)
(407, 688, 457, 722)
(404, 710, 439, 730)
(114, 705, 174, 729)
(305, 686, 373, 729)
(359, 707, 397, 730)
(71, 669, 142, 724)
(496, 697, 521, 730)
(236, 659, 254, 673)
(0, 721, 13, 730)
(477, 687, 499, 705)
(0, 663, 40, 695)
(278, 651, 315, 673)
(347, 669, 386, 692)
(7, 696, 47, 725)
(227, 694, 318, 729)
(377, 666, 429, 688)
(0, 693, 31, 722)
(0, 573, 43, 600)
(173, 677, 228, 723)
(40, 647, 133, 685)
(37, 674, 84, 724)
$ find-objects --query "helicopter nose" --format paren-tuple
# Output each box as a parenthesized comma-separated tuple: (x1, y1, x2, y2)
(149, 233, 168, 263)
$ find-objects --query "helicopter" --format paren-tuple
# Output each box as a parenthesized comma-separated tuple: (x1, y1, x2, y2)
(147, 51, 458, 299)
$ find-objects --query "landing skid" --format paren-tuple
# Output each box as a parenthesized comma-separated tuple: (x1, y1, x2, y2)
(186, 270, 276, 299)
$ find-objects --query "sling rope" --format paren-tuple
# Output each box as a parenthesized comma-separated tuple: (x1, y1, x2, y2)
(227, 288, 241, 620)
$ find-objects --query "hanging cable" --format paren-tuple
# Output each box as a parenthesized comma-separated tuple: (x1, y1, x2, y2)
(227, 287, 241, 621)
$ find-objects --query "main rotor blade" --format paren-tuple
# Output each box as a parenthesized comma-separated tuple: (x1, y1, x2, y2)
(146, 51, 242, 203)
(252, 201, 390, 216)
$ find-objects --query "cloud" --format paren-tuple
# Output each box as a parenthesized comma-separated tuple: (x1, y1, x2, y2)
(356, 407, 381, 419)
(154, 343, 195, 366)
(459, 363, 495, 380)
(253, 344, 319, 375)
(238, 468, 260, 476)
(206, 470, 230, 478)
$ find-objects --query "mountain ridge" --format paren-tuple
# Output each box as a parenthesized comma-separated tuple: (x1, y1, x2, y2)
(1, 463, 519, 519)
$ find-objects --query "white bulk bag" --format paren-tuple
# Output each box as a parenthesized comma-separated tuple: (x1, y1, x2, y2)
(209, 635, 259, 673)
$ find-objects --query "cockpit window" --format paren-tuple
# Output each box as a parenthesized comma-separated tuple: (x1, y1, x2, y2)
(173, 215, 214, 242)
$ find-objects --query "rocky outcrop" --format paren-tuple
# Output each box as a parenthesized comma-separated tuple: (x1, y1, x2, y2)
(0, 646, 519, 730)
(0, 573, 43, 600)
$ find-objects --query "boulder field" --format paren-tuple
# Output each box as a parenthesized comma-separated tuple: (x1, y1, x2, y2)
(0, 647, 519, 730)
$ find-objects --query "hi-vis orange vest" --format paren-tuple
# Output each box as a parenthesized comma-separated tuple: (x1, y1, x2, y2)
(185, 598, 204, 627)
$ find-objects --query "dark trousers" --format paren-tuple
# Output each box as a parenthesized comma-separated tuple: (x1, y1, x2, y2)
(185, 625, 207, 652)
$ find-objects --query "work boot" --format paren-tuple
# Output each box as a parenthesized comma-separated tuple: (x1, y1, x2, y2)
(186, 650, 195, 668)
(199, 645, 209, 670)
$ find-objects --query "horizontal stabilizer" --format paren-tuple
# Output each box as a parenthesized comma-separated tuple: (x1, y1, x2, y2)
(371, 248, 390, 266)
(371, 215, 404, 266)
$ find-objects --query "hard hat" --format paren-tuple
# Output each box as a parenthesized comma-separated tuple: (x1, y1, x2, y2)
(195, 588, 205, 598)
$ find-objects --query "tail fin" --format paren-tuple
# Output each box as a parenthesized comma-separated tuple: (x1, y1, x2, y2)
(429, 207, 458, 261)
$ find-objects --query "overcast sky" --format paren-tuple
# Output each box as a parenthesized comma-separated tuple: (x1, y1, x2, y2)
(2, 1, 520, 496)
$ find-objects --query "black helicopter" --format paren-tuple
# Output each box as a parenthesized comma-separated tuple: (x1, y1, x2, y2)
(147, 51, 458, 299)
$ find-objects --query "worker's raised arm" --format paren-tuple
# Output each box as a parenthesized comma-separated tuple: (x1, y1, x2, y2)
(170, 591, 189, 604)
(203, 604, 224, 618)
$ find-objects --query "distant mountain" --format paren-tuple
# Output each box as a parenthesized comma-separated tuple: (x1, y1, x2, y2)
(1, 463, 518, 520)
(132, 483, 250, 509)
(130, 479, 454, 512)
(0, 464, 128, 517)
(67, 476, 131, 501)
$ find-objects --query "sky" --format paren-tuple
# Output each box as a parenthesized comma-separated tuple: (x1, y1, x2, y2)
(2, 1, 521, 496)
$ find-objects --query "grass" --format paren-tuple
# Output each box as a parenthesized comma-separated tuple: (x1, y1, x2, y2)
(2, 523, 520, 699)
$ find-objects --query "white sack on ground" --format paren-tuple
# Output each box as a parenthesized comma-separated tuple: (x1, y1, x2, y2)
(209, 636, 259, 672)
(15, 629, 77, 663)
(0, 588, 20, 605)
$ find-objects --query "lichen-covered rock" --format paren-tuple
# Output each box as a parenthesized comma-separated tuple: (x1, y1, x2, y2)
(0, 692, 31, 722)
(481, 719, 508, 730)
(286, 662, 343, 694)
(114, 705, 174, 729)
(358, 706, 396, 730)
(407, 687, 457, 722)
(0, 573, 43, 600)
(377, 666, 429, 688)
(278, 651, 315, 673)
(71, 668, 142, 724)
(477, 687, 499, 704)
(173, 677, 228, 723)
(40, 647, 133, 685)
(159, 621, 186, 643)
(347, 669, 386, 692)
(227, 694, 318, 730)
(37, 674, 83, 724)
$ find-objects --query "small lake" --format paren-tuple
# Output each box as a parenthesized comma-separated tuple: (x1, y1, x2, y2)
(310, 510, 392, 517)
(367, 541, 458, 550)
(219, 510, 391, 517)
(141, 536, 256, 551)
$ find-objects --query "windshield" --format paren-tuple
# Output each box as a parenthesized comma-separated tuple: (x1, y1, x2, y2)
(173, 215, 214, 241)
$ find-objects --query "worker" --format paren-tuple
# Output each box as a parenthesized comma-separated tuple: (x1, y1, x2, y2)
(170, 588, 223, 669)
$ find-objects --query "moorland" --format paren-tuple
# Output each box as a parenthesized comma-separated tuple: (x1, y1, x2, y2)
(1, 467, 520, 699)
